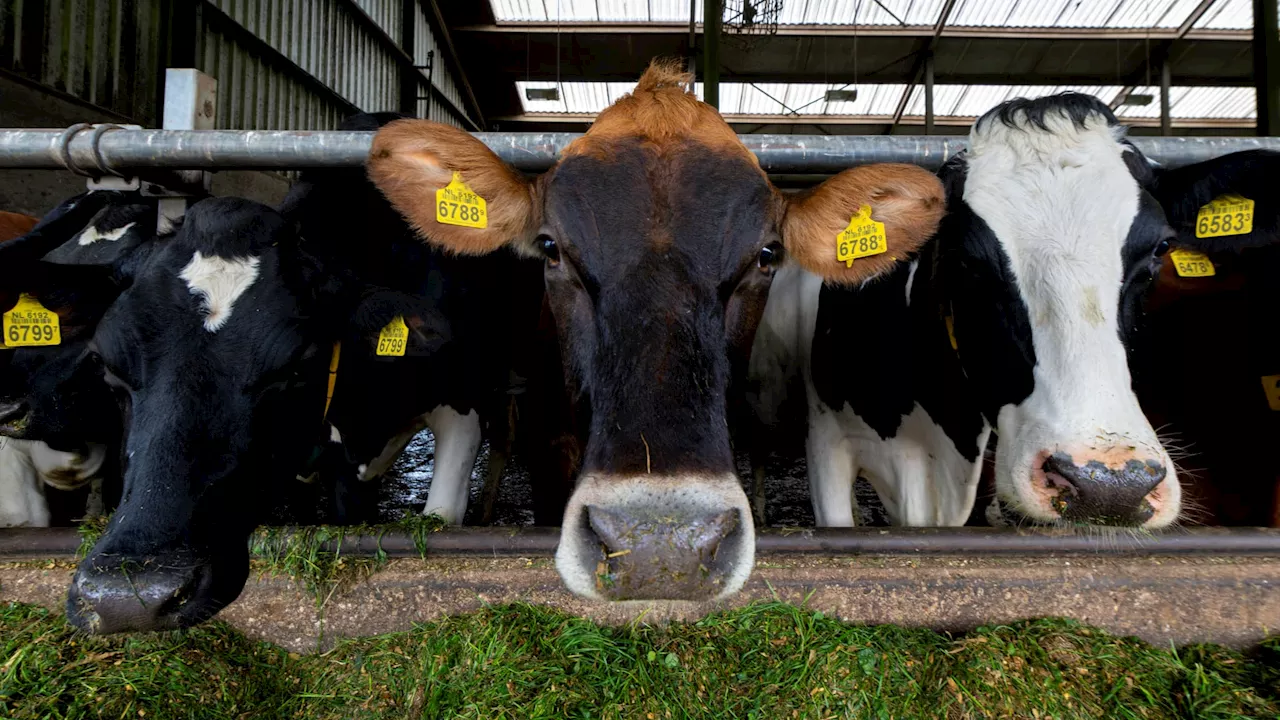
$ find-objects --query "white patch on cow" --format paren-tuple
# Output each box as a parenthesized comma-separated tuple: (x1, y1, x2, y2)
(0, 438, 51, 528)
(77, 222, 136, 246)
(420, 406, 482, 524)
(329, 425, 343, 444)
(903, 258, 919, 307)
(746, 263, 812, 427)
(28, 442, 107, 491)
(964, 105, 1177, 527)
(356, 463, 368, 478)
(178, 251, 261, 332)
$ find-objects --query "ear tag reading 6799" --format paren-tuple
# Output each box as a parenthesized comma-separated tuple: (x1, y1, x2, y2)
(836, 204, 887, 267)
(376, 316, 409, 357)
(436, 172, 488, 229)
(3, 294, 60, 347)
(1196, 194, 1254, 239)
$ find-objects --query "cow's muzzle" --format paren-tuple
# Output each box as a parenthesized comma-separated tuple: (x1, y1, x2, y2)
(555, 474, 755, 601)
(66, 551, 244, 634)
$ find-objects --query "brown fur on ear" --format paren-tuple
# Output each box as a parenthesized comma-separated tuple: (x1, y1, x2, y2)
(782, 164, 945, 286)
(367, 119, 539, 256)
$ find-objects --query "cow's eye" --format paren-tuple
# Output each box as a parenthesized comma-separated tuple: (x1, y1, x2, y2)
(538, 235, 560, 265)
(1154, 238, 1172, 256)
(758, 242, 784, 271)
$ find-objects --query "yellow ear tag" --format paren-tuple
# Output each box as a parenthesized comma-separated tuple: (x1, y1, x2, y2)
(1170, 248, 1216, 278)
(3, 294, 61, 347)
(435, 171, 488, 229)
(1195, 194, 1254, 238)
(836, 204, 887, 268)
(1262, 375, 1280, 411)
(944, 315, 958, 351)
(376, 316, 409, 357)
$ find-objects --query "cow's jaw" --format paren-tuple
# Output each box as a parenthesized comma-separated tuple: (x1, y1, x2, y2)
(962, 103, 1179, 528)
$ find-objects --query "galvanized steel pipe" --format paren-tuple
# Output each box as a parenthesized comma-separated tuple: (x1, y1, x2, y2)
(3, 526, 1279, 560)
(3, 128, 1280, 173)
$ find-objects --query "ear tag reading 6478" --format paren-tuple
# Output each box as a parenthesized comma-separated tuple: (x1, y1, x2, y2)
(1196, 194, 1254, 239)
(376, 316, 409, 357)
(3, 294, 60, 347)
(1170, 249, 1216, 278)
(436, 172, 488, 229)
(836, 204, 887, 267)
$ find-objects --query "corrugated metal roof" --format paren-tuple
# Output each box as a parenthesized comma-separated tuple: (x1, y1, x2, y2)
(516, 80, 1257, 120)
(490, 0, 1271, 27)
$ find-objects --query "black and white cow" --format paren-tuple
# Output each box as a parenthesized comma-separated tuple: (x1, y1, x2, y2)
(280, 113, 539, 525)
(755, 94, 1201, 529)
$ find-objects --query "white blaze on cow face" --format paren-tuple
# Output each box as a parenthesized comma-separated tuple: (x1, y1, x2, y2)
(178, 251, 261, 332)
(963, 105, 1178, 528)
(77, 222, 136, 246)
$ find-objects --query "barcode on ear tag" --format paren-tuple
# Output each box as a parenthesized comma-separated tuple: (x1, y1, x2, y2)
(3, 294, 61, 347)
(376, 317, 409, 357)
(836, 205, 887, 268)
(435, 172, 488, 229)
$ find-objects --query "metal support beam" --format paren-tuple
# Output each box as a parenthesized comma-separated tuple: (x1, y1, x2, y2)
(400, 0, 417, 116)
(890, 0, 958, 132)
(5, 128, 1280, 173)
(703, 0, 721, 108)
(1255, 0, 1280, 135)
(420, 0, 487, 129)
(924, 52, 935, 135)
(688, 0, 698, 80)
(1161, 61, 1173, 136)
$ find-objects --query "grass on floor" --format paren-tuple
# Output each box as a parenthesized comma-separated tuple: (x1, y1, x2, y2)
(1, 601, 1277, 720)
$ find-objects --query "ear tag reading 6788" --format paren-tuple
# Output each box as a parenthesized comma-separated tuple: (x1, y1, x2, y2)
(436, 172, 488, 229)
(3, 294, 60, 347)
(836, 204, 887, 267)
(376, 316, 409, 357)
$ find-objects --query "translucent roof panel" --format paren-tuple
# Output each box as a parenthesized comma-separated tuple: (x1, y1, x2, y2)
(516, 81, 1256, 122)
(489, 0, 1265, 27)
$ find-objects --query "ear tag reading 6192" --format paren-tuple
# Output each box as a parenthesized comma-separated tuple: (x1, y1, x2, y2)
(376, 316, 409, 357)
(3, 294, 60, 348)
(435, 171, 488, 229)
(836, 204, 887, 267)
(1196, 194, 1254, 239)
(1170, 248, 1216, 278)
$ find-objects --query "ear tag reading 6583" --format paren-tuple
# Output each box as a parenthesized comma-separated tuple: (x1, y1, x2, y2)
(435, 171, 488, 229)
(3, 294, 60, 347)
(1196, 194, 1254, 239)
(1170, 248, 1216, 278)
(376, 316, 409, 357)
(836, 204, 887, 267)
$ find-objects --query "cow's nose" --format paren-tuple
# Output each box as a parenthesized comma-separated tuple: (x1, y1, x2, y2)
(66, 557, 214, 634)
(585, 506, 739, 600)
(1040, 451, 1165, 525)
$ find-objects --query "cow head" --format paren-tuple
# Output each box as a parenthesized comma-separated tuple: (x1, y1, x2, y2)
(369, 60, 944, 600)
(938, 94, 1179, 528)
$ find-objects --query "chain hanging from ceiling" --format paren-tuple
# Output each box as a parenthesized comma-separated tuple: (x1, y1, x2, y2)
(722, 0, 785, 50)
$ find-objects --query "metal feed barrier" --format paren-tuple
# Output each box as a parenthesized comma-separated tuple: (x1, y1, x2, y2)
(3, 124, 1280, 558)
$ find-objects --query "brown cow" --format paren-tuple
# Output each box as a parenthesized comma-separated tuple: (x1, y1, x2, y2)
(0, 212, 38, 242)
(368, 60, 945, 601)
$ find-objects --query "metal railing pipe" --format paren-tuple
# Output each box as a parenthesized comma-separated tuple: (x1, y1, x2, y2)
(4, 128, 1280, 174)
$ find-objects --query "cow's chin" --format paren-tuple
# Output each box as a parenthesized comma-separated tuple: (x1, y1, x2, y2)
(555, 472, 756, 602)
(65, 547, 250, 634)
(994, 427, 1180, 531)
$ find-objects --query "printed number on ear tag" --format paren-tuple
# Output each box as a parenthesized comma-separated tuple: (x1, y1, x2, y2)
(2, 294, 61, 348)
(1262, 375, 1280, 411)
(836, 205, 887, 267)
(1196, 194, 1254, 239)
(376, 317, 409, 357)
(436, 171, 488, 229)
(1170, 249, 1216, 278)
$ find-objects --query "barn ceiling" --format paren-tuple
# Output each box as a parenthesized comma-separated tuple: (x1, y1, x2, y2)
(438, 0, 1268, 133)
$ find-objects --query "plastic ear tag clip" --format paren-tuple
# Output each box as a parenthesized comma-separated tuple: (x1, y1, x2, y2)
(3, 294, 61, 347)
(435, 171, 488, 229)
(1170, 249, 1216, 278)
(836, 205, 887, 267)
(1196, 194, 1254, 239)
(377, 317, 409, 357)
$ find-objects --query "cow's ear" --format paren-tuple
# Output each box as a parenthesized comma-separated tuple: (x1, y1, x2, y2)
(781, 164, 944, 286)
(1152, 150, 1280, 253)
(367, 120, 540, 257)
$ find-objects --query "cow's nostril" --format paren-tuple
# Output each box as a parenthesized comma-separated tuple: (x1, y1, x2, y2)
(1040, 452, 1165, 526)
(584, 505, 739, 600)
